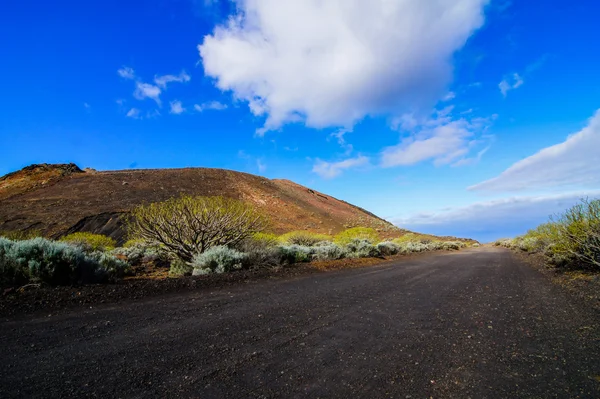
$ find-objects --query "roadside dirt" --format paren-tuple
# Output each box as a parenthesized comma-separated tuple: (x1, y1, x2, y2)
(1, 247, 599, 398)
(0, 253, 426, 319)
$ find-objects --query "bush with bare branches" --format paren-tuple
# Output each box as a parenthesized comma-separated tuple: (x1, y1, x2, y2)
(128, 196, 267, 263)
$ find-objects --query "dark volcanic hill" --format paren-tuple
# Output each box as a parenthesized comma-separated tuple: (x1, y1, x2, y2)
(0, 164, 406, 243)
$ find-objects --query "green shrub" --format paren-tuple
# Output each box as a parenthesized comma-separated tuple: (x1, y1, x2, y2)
(279, 231, 331, 246)
(277, 244, 314, 264)
(129, 195, 267, 263)
(312, 244, 347, 261)
(252, 232, 280, 247)
(345, 239, 381, 258)
(393, 233, 433, 244)
(440, 241, 466, 251)
(0, 230, 42, 240)
(243, 246, 283, 269)
(335, 227, 380, 246)
(169, 259, 194, 277)
(0, 237, 127, 286)
(111, 241, 163, 265)
(0, 237, 30, 286)
(496, 199, 600, 271)
(376, 241, 401, 256)
(192, 246, 247, 275)
(60, 232, 116, 252)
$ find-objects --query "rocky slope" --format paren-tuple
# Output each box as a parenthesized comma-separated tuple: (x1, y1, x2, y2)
(0, 164, 405, 243)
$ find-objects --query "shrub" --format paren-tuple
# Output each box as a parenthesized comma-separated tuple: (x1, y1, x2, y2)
(440, 241, 466, 251)
(397, 242, 432, 253)
(129, 195, 267, 263)
(251, 232, 280, 247)
(312, 243, 347, 261)
(393, 233, 433, 244)
(191, 246, 247, 275)
(60, 232, 116, 252)
(0, 230, 42, 240)
(495, 198, 600, 270)
(345, 239, 381, 258)
(279, 231, 331, 246)
(243, 246, 283, 269)
(335, 227, 380, 246)
(111, 241, 163, 265)
(0, 237, 29, 286)
(169, 259, 194, 277)
(0, 237, 127, 286)
(547, 198, 600, 269)
(277, 245, 314, 264)
(376, 241, 401, 256)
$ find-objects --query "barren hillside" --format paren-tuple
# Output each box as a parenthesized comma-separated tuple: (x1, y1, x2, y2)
(0, 164, 405, 243)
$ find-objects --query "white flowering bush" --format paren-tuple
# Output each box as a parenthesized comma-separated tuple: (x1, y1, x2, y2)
(191, 246, 247, 275)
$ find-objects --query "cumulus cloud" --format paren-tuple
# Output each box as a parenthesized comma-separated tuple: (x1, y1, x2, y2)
(126, 108, 141, 119)
(391, 191, 600, 242)
(169, 100, 185, 115)
(470, 109, 600, 192)
(194, 101, 228, 112)
(312, 155, 369, 179)
(154, 71, 191, 89)
(199, 0, 487, 132)
(499, 73, 524, 97)
(381, 108, 494, 167)
(134, 82, 162, 105)
(118, 66, 135, 80)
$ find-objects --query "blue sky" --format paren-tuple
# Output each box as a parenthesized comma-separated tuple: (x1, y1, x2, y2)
(2, 0, 600, 242)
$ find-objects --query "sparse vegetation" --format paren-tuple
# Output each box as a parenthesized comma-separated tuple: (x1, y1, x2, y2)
(0, 237, 127, 287)
(0, 219, 470, 286)
(334, 227, 379, 246)
(279, 231, 331, 246)
(0, 230, 42, 241)
(128, 195, 267, 264)
(60, 232, 116, 252)
(192, 246, 247, 275)
(494, 198, 600, 271)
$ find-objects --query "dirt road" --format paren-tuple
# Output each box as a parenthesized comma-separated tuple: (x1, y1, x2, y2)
(1, 247, 599, 398)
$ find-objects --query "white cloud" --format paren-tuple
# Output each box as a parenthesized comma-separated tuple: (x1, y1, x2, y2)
(126, 108, 141, 119)
(391, 191, 600, 242)
(118, 66, 135, 80)
(134, 82, 162, 105)
(312, 155, 369, 179)
(199, 0, 487, 132)
(154, 71, 191, 88)
(442, 92, 456, 102)
(169, 100, 185, 115)
(257, 159, 267, 173)
(470, 109, 600, 192)
(330, 128, 353, 155)
(194, 101, 228, 112)
(84, 102, 90, 109)
(499, 73, 524, 97)
(381, 108, 494, 167)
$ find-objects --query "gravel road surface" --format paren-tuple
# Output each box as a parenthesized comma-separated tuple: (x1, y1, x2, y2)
(1, 247, 599, 398)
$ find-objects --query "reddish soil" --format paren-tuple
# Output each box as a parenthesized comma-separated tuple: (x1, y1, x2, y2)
(0, 164, 406, 243)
